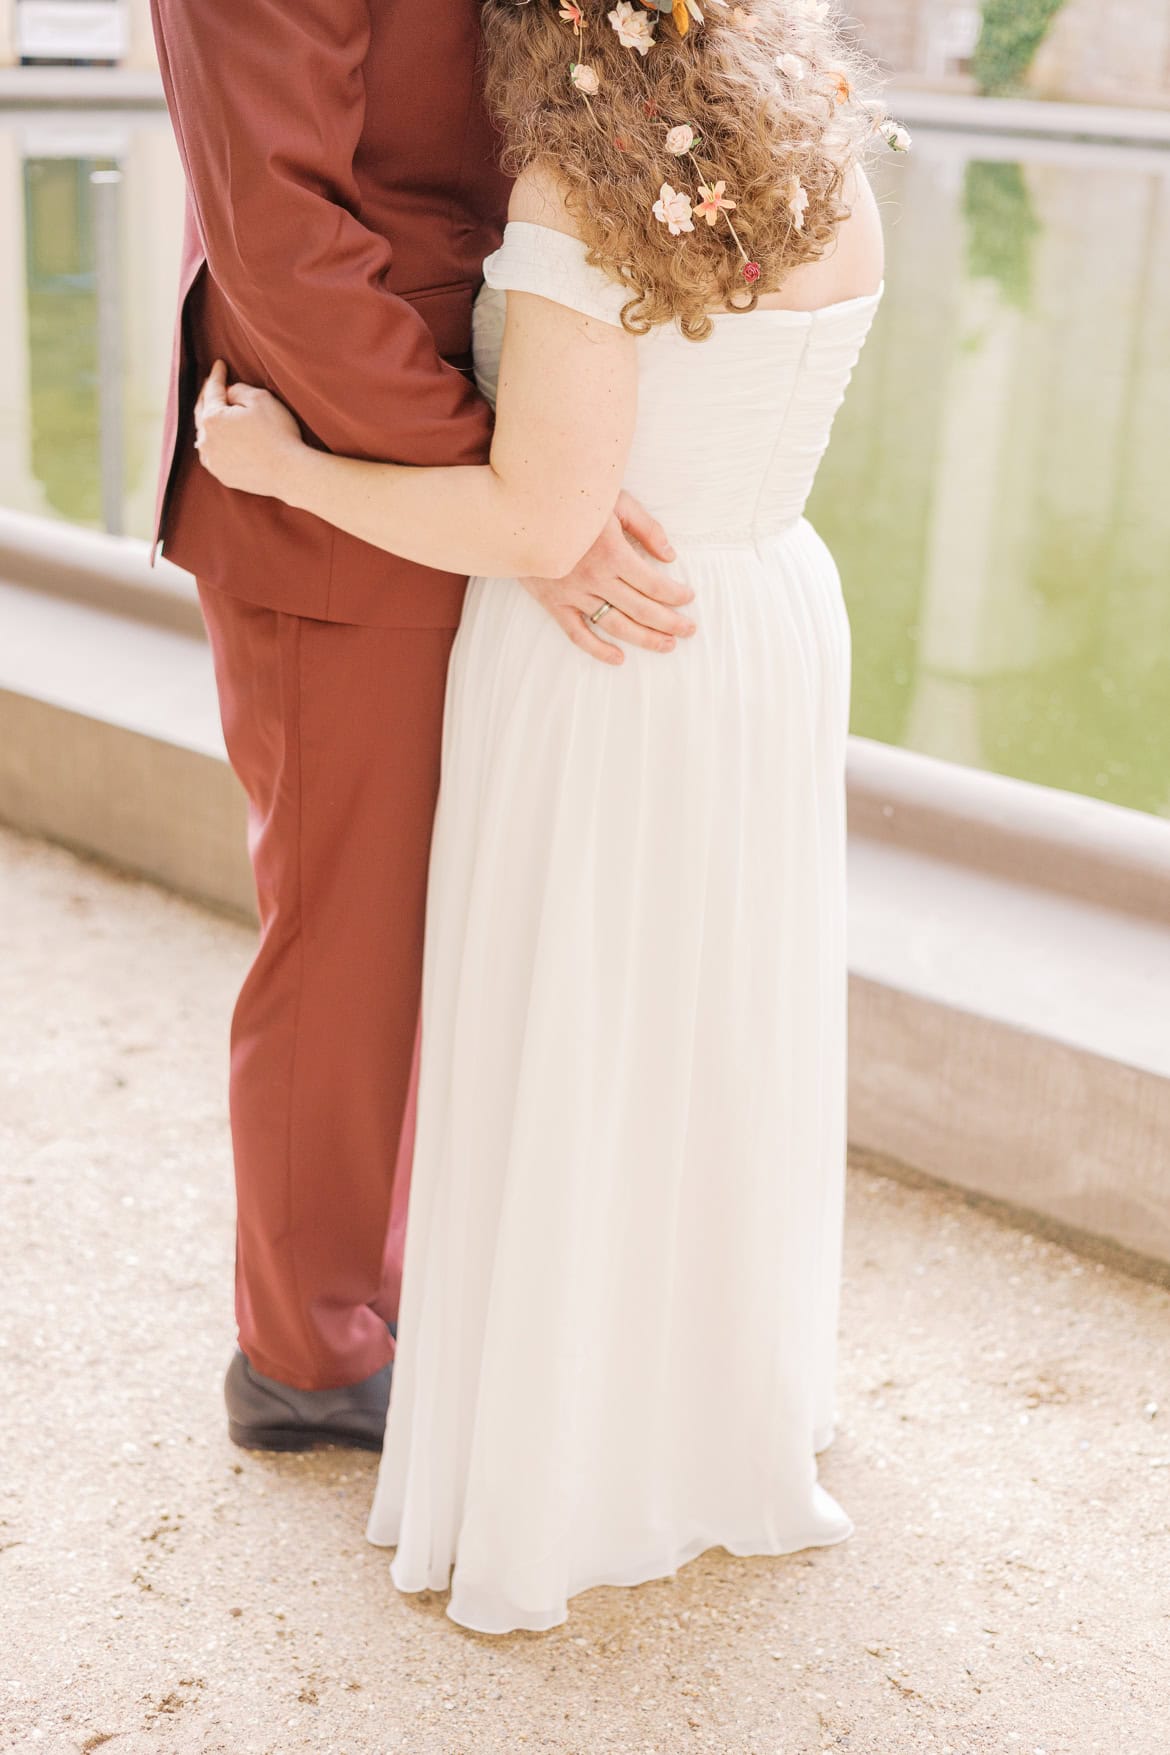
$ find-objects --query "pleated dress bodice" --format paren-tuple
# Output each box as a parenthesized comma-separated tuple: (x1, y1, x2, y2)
(472, 220, 883, 549)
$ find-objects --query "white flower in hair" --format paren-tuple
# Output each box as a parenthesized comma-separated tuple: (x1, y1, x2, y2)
(653, 182, 696, 235)
(881, 118, 912, 151)
(608, 1, 656, 53)
(794, 0, 830, 19)
(783, 174, 809, 230)
(775, 52, 806, 80)
(570, 61, 601, 94)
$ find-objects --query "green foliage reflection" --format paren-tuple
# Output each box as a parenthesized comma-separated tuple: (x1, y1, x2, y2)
(963, 161, 1041, 311)
(973, 0, 1067, 96)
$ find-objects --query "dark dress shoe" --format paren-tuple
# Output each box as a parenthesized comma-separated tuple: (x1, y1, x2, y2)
(224, 1348, 391, 1453)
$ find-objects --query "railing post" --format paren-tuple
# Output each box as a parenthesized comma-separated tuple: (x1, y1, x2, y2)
(90, 165, 124, 536)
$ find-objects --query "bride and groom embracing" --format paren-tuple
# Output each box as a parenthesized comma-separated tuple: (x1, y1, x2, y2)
(150, 0, 893, 1635)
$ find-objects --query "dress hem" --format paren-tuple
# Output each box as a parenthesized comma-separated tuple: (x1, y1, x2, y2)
(372, 1514, 856, 1636)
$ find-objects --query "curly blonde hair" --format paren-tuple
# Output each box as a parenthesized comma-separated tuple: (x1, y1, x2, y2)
(481, 0, 885, 340)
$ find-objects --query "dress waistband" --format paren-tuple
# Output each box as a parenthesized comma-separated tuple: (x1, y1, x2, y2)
(666, 514, 806, 551)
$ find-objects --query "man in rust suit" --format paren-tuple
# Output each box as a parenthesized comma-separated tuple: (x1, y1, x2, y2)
(150, 0, 684, 1451)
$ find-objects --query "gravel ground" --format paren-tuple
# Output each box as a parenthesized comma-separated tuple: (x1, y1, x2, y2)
(1, 825, 1168, 1755)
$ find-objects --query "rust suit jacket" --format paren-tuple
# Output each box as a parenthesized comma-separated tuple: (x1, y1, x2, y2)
(150, 0, 512, 627)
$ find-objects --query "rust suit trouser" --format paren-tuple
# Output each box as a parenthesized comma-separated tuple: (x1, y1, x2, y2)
(198, 579, 454, 1391)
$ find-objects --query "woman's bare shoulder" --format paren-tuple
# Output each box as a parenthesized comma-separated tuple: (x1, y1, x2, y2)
(755, 161, 885, 312)
(840, 162, 885, 270)
(507, 163, 584, 240)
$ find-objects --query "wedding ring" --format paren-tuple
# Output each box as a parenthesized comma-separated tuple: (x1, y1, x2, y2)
(589, 601, 614, 625)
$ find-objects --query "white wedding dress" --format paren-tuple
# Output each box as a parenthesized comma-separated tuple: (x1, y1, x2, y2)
(366, 221, 882, 1633)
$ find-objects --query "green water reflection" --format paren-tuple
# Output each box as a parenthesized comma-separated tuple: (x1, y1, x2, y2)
(24, 156, 110, 527)
(2, 121, 1169, 816)
(807, 142, 1170, 818)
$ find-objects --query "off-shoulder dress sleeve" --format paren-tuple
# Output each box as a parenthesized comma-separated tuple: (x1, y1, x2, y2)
(481, 221, 629, 328)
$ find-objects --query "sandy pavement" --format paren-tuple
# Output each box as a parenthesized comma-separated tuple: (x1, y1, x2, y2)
(1, 826, 1168, 1755)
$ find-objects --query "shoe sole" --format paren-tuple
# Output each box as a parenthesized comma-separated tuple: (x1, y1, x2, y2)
(228, 1420, 384, 1454)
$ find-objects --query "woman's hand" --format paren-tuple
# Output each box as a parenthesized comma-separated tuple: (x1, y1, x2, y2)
(194, 360, 304, 499)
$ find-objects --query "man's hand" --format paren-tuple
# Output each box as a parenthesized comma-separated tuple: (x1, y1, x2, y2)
(521, 491, 695, 667)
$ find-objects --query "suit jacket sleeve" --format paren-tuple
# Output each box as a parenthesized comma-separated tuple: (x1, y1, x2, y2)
(150, 0, 495, 467)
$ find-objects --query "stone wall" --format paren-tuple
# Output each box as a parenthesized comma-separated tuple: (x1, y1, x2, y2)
(847, 0, 1170, 107)
(1029, 0, 1170, 109)
(845, 0, 980, 82)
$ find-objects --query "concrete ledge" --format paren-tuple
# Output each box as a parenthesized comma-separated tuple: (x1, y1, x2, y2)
(0, 66, 166, 108)
(0, 688, 251, 918)
(844, 820, 1170, 1271)
(884, 86, 1170, 146)
(847, 735, 1170, 927)
(0, 508, 202, 639)
(849, 975, 1170, 1274)
(0, 573, 250, 918)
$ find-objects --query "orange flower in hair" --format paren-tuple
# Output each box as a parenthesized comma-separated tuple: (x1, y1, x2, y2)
(828, 67, 853, 103)
(638, 0, 704, 33)
(695, 181, 737, 227)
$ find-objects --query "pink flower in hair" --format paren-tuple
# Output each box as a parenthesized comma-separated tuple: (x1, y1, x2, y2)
(652, 182, 695, 235)
(559, 2, 584, 27)
(570, 61, 601, 93)
(665, 124, 698, 155)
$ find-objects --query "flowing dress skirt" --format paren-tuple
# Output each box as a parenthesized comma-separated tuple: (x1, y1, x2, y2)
(366, 517, 856, 1634)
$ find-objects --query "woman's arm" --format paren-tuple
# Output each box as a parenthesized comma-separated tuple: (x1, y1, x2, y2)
(196, 279, 638, 583)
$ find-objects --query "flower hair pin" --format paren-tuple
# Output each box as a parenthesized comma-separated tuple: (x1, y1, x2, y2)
(538, 1, 910, 293)
(566, 0, 763, 281)
(659, 121, 762, 280)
